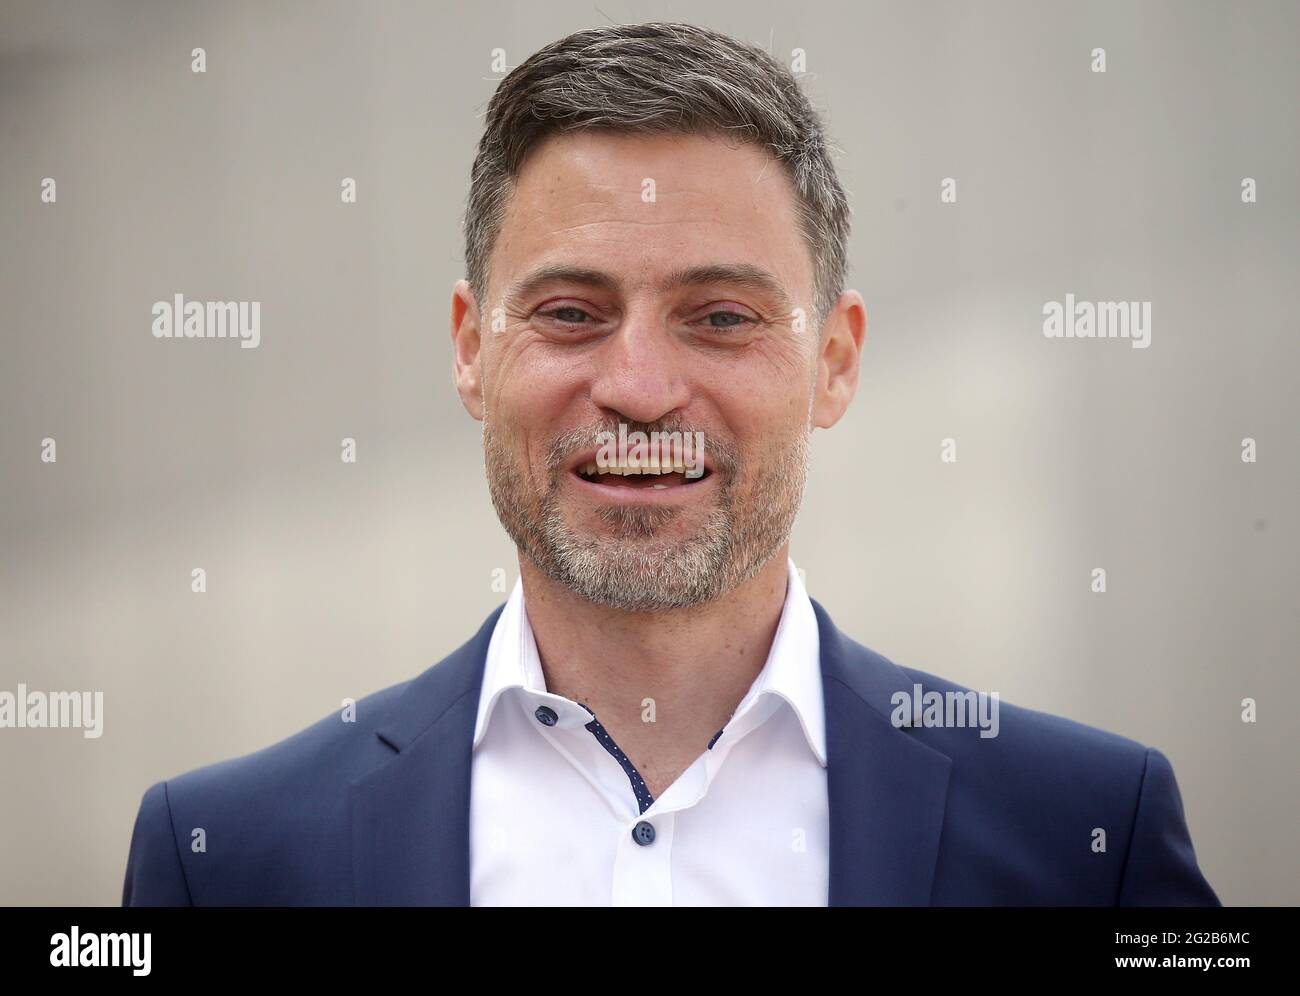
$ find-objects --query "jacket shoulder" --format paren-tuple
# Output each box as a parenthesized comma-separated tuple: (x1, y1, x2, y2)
(894, 660, 1152, 771)
(123, 678, 411, 905)
(165, 678, 412, 802)
(836, 637, 1218, 904)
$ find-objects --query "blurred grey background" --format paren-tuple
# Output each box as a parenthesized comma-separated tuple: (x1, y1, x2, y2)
(1, 0, 1296, 905)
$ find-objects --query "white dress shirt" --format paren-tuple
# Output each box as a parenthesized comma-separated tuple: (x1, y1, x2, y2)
(469, 557, 829, 906)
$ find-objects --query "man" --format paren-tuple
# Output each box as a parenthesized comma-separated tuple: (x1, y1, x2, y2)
(123, 22, 1219, 906)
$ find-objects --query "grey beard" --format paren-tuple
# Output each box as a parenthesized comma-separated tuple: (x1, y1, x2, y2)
(482, 408, 810, 612)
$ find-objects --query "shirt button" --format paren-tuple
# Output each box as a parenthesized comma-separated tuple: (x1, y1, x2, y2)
(534, 705, 558, 727)
(631, 821, 656, 846)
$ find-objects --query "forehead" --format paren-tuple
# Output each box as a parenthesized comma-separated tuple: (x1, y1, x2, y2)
(488, 129, 813, 302)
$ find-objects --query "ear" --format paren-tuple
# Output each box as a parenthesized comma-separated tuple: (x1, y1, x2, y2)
(811, 290, 866, 429)
(451, 279, 485, 421)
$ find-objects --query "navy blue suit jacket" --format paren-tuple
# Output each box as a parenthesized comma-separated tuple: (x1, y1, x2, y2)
(122, 599, 1221, 905)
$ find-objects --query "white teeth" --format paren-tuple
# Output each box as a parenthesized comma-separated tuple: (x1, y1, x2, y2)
(651, 483, 667, 490)
(581, 458, 708, 477)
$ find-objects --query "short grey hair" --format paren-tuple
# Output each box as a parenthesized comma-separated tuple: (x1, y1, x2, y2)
(463, 21, 851, 330)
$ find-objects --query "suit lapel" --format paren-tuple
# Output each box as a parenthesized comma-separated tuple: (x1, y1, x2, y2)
(813, 598, 953, 906)
(352, 597, 951, 906)
(350, 605, 503, 906)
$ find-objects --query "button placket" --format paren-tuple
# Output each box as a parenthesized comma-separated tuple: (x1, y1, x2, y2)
(580, 706, 656, 815)
(612, 811, 674, 906)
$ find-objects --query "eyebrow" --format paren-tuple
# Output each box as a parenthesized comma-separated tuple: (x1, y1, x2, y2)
(502, 262, 794, 313)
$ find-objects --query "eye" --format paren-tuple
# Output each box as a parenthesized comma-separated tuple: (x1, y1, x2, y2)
(699, 309, 757, 330)
(538, 305, 593, 326)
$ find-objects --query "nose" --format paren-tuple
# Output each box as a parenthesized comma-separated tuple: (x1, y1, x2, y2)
(587, 310, 691, 426)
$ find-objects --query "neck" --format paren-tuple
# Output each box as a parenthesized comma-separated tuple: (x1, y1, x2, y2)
(517, 547, 791, 797)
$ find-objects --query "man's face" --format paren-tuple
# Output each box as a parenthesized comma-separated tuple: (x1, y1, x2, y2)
(467, 130, 823, 611)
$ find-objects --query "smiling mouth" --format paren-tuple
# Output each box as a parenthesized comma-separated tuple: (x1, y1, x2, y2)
(574, 461, 712, 490)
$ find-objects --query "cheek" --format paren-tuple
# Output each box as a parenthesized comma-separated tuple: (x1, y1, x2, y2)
(492, 365, 589, 484)
(726, 392, 812, 479)
(488, 352, 580, 436)
(499, 340, 590, 401)
(717, 359, 813, 426)
(721, 334, 815, 392)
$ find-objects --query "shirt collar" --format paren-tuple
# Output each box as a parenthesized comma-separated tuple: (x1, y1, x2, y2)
(472, 557, 826, 767)
(472, 575, 541, 749)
